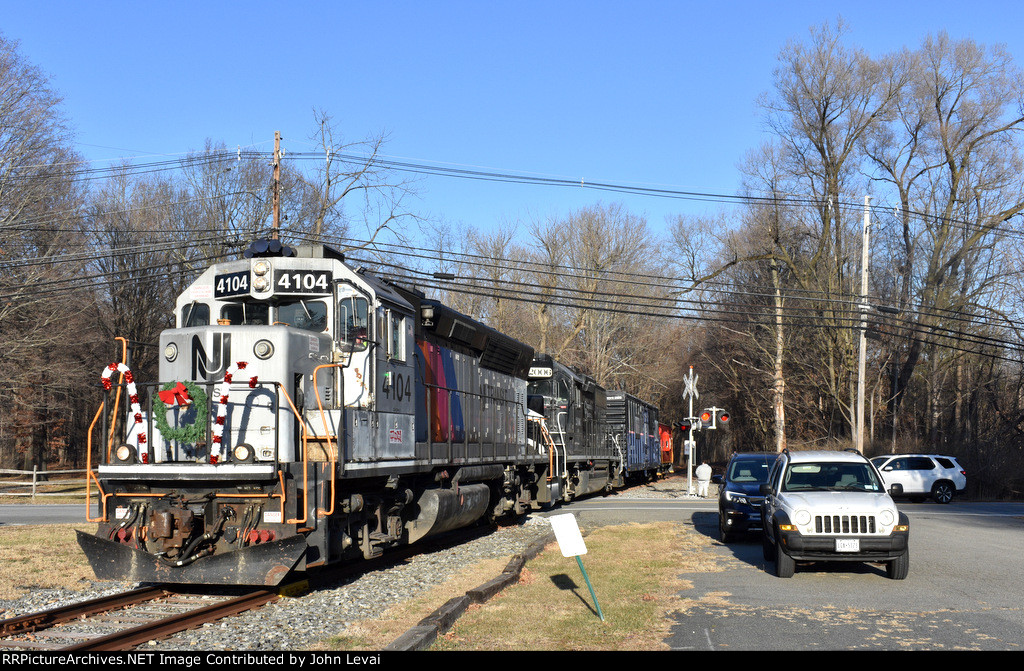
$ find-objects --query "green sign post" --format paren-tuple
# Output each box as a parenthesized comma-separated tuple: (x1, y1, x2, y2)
(549, 513, 604, 622)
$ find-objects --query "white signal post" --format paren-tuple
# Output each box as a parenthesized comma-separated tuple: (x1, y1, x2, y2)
(682, 367, 699, 495)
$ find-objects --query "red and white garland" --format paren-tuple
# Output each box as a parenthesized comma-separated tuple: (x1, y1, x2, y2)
(101, 362, 147, 453)
(211, 361, 258, 462)
(101, 361, 258, 464)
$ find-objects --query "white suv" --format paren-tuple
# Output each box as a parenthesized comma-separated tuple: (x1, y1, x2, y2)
(870, 454, 966, 504)
(760, 449, 910, 579)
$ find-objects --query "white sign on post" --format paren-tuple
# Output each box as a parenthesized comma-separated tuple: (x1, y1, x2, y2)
(548, 513, 587, 557)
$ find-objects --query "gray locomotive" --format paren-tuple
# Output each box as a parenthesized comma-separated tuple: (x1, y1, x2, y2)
(78, 239, 664, 586)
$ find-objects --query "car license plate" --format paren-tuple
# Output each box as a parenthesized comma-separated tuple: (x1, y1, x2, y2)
(836, 538, 859, 552)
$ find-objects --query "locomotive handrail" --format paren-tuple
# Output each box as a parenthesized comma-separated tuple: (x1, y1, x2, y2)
(312, 362, 343, 518)
(85, 403, 112, 523)
(85, 360, 301, 525)
(527, 415, 559, 484)
(104, 337, 130, 462)
(86, 337, 130, 523)
(274, 382, 310, 525)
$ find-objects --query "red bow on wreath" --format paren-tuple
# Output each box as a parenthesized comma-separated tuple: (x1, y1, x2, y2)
(158, 381, 192, 407)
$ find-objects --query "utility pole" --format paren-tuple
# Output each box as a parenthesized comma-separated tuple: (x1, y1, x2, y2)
(856, 195, 871, 453)
(271, 131, 281, 240)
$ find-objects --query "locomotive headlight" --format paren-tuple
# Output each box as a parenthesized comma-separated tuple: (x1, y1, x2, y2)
(163, 342, 178, 362)
(253, 275, 270, 292)
(114, 444, 137, 464)
(253, 259, 271, 276)
(254, 339, 274, 360)
(232, 443, 256, 463)
(794, 509, 811, 526)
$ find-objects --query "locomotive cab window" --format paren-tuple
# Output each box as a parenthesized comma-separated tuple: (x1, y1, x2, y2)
(220, 302, 269, 326)
(276, 299, 328, 332)
(386, 309, 406, 361)
(181, 301, 210, 327)
(338, 296, 369, 351)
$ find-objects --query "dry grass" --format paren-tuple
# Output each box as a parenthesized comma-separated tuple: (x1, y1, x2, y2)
(0, 524, 100, 601)
(427, 521, 717, 651)
(312, 555, 512, 651)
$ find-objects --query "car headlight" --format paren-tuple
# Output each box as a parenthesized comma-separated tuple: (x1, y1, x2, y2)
(879, 509, 895, 526)
(794, 509, 811, 526)
(724, 491, 749, 505)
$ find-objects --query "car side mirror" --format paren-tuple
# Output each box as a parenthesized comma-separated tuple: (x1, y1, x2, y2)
(712, 474, 723, 484)
(759, 483, 771, 495)
(889, 483, 903, 496)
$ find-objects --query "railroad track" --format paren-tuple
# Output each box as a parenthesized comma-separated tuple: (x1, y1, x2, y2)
(0, 480, 664, 652)
(0, 521, 499, 651)
(0, 585, 279, 651)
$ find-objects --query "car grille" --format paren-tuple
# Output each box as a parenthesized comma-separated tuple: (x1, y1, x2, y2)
(813, 514, 877, 534)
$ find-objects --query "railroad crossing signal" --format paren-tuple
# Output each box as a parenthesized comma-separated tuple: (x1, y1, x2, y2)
(700, 407, 729, 430)
(683, 369, 699, 402)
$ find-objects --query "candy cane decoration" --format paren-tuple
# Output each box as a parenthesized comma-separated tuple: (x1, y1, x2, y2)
(101, 362, 147, 452)
(211, 361, 258, 462)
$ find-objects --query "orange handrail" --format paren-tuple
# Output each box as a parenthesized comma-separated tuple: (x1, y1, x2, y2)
(528, 415, 558, 483)
(312, 363, 344, 518)
(85, 404, 112, 522)
(277, 384, 310, 525)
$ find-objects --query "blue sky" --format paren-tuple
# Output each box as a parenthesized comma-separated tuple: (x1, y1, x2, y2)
(4, 1, 1024, 241)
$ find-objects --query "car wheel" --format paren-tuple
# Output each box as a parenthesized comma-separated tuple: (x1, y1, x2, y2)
(886, 550, 909, 580)
(774, 531, 795, 578)
(932, 481, 954, 504)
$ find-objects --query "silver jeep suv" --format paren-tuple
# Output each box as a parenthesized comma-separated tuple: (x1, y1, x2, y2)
(759, 449, 910, 579)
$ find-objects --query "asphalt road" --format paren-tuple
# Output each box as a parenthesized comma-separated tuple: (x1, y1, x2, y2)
(566, 495, 1024, 651)
(0, 503, 98, 525)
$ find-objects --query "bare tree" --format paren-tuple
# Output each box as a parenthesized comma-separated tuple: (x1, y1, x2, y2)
(0, 34, 88, 467)
(296, 110, 421, 250)
(864, 32, 1024, 448)
(758, 19, 907, 440)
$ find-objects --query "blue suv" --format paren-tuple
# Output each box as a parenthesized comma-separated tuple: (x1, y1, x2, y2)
(716, 452, 775, 542)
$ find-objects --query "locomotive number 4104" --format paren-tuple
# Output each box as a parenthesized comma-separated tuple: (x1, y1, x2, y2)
(274, 270, 333, 294)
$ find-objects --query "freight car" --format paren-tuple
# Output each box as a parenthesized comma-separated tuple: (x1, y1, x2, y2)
(605, 391, 664, 481)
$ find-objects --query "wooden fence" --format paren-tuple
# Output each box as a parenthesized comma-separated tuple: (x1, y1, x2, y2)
(0, 468, 88, 500)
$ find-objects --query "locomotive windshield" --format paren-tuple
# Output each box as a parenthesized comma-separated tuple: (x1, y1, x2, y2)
(221, 302, 269, 326)
(183, 299, 329, 332)
(276, 299, 327, 332)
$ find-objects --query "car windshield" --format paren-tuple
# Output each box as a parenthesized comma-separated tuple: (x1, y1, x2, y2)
(782, 461, 884, 493)
(727, 457, 772, 483)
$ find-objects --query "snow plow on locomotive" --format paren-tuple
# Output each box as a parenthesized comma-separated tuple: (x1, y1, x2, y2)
(78, 239, 666, 587)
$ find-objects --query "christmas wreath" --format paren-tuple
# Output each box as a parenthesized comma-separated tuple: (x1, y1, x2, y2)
(153, 380, 208, 445)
